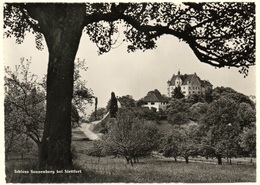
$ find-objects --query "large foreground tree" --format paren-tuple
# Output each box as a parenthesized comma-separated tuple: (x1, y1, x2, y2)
(4, 2, 255, 167)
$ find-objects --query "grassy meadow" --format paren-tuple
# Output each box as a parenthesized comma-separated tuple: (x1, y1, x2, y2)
(5, 139, 256, 183)
(74, 154, 256, 183)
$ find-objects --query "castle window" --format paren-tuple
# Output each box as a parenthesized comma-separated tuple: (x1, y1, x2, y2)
(151, 102, 155, 105)
(189, 87, 191, 90)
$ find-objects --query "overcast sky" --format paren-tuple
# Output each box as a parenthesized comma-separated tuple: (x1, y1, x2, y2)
(3, 27, 256, 116)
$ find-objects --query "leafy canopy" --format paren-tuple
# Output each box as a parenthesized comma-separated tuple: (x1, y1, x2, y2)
(4, 2, 255, 76)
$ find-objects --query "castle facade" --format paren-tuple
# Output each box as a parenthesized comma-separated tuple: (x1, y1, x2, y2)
(167, 71, 213, 97)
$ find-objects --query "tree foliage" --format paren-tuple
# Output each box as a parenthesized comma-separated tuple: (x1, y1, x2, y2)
(88, 108, 107, 122)
(86, 140, 106, 162)
(109, 92, 118, 118)
(105, 108, 160, 165)
(4, 58, 45, 154)
(72, 59, 94, 119)
(160, 125, 199, 163)
(4, 58, 92, 155)
(186, 93, 204, 104)
(162, 87, 256, 165)
(117, 95, 136, 108)
(172, 86, 185, 99)
(239, 124, 256, 157)
(188, 102, 208, 121)
(166, 99, 190, 126)
(197, 90, 255, 164)
(4, 3, 255, 74)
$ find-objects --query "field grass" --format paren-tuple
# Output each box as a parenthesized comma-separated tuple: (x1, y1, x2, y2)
(74, 154, 256, 183)
(5, 140, 256, 183)
(5, 158, 124, 183)
(6, 154, 256, 183)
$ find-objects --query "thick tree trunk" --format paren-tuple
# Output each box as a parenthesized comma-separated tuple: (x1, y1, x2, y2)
(31, 4, 86, 167)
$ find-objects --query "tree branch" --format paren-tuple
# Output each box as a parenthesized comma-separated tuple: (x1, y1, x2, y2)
(19, 5, 42, 33)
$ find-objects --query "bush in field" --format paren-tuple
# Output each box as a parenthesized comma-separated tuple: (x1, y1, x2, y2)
(105, 108, 160, 166)
(160, 125, 199, 163)
(86, 140, 106, 162)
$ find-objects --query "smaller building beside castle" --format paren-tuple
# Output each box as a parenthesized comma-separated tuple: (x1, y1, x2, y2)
(141, 89, 168, 111)
(167, 71, 213, 97)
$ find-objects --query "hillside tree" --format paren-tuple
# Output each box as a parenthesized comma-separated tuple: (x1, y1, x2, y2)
(172, 86, 185, 99)
(4, 2, 255, 167)
(109, 92, 118, 118)
(198, 93, 255, 164)
(239, 124, 256, 160)
(88, 107, 107, 122)
(118, 95, 136, 108)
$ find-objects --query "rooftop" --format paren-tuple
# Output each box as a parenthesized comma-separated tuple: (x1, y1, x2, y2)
(168, 71, 212, 86)
(143, 89, 168, 102)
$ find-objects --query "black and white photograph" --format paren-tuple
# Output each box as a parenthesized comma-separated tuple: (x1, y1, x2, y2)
(2, 1, 256, 183)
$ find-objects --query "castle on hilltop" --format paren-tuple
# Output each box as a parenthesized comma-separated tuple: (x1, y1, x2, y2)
(167, 71, 213, 97)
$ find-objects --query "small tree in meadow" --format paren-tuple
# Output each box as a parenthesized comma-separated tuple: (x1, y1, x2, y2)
(86, 140, 106, 163)
(160, 125, 198, 164)
(105, 108, 160, 166)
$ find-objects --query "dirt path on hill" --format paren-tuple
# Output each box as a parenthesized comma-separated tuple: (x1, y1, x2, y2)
(77, 112, 109, 140)
(79, 123, 99, 140)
